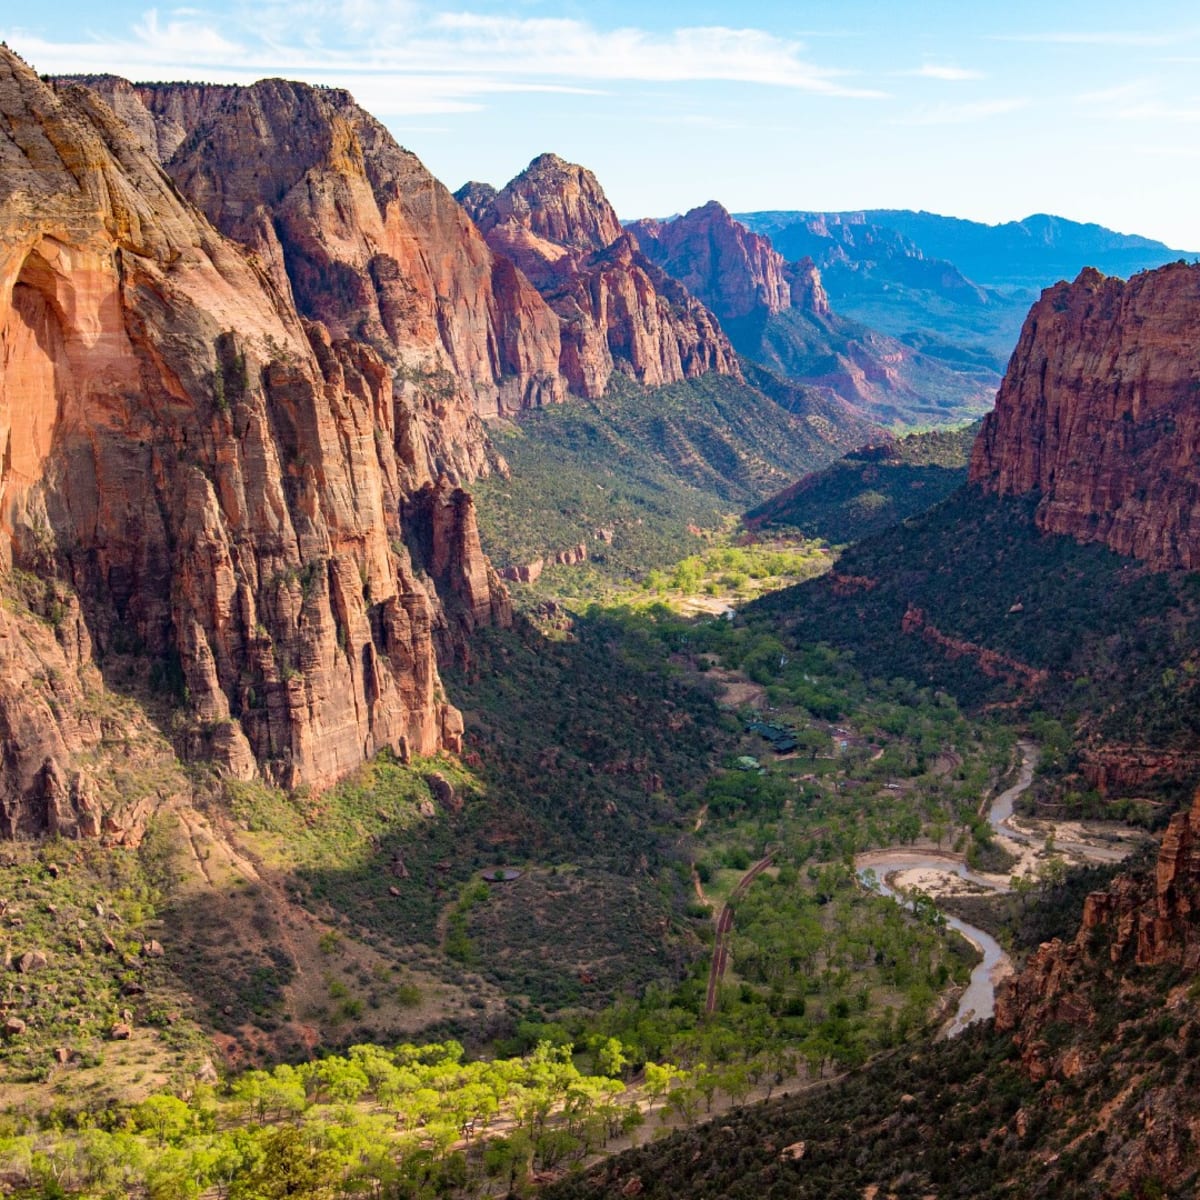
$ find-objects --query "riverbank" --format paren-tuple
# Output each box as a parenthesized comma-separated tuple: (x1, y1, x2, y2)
(856, 741, 1143, 1036)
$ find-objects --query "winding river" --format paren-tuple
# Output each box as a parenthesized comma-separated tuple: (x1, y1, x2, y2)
(855, 741, 1130, 1037)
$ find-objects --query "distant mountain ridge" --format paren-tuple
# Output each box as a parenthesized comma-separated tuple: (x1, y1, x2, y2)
(733, 207, 1198, 368)
(629, 201, 998, 429)
(738, 208, 1195, 289)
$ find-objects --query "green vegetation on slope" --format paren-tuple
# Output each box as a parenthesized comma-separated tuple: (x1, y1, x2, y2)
(0, 829, 210, 1090)
(0, 1039, 642, 1198)
(746, 423, 980, 545)
(725, 306, 997, 429)
(545, 847, 1199, 1200)
(473, 372, 875, 585)
(752, 486, 1200, 817)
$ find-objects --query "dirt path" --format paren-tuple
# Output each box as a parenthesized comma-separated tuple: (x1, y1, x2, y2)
(704, 852, 775, 1016)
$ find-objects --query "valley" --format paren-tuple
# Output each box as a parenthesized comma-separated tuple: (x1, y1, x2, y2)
(2, 31, 1200, 1200)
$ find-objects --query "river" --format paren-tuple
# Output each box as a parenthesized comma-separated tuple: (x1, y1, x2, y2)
(855, 740, 1129, 1037)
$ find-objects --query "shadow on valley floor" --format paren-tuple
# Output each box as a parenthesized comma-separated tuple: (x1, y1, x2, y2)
(163, 611, 731, 1061)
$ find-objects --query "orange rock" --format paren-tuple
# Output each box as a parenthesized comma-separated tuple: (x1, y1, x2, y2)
(630, 200, 830, 323)
(0, 49, 510, 829)
(79, 75, 566, 433)
(971, 262, 1200, 569)
(460, 154, 740, 398)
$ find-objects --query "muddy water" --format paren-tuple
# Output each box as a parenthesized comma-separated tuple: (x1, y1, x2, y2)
(855, 743, 1041, 1036)
(856, 853, 1009, 1036)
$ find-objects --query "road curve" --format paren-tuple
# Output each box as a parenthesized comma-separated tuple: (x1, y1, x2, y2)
(704, 852, 774, 1016)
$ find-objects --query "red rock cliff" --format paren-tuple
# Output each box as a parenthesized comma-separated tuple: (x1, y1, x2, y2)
(72, 75, 566, 433)
(457, 154, 740, 398)
(996, 798, 1200, 1066)
(629, 200, 830, 323)
(970, 263, 1200, 569)
(0, 48, 506, 826)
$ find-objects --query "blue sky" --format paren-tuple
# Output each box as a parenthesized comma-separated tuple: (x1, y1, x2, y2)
(6, 1, 1200, 248)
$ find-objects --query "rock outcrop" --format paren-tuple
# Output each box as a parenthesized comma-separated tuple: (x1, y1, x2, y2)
(997, 797, 1200, 1050)
(900, 605, 1048, 692)
(629, 200, 829, 323)
(68, 75, 566, 432)
(971, 263, 1200, 569)
(0, 47, 508, 828)
(630, 201, 995, 427)
(457, 155, 740, 398)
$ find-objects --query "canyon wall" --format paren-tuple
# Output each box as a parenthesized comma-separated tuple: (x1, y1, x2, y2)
(457, 154, 741, 398)
(971, 263, 1200, 569)
(629, 200, 829, 323)
(71, 74, 566, 434)
(0, 48, 510, 834)
(630, 200, 994, 426)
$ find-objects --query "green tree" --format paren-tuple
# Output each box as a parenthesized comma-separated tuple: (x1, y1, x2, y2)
(229, 1126, 341, 1200)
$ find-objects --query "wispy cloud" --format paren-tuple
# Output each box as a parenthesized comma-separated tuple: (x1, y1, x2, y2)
(1132, 144, 1200, 158)
(644, 113, 745, 131)
(3, 4, 886, 114)
(993, 30, 1184, 47)
(1114, 101, 1200, 123)
(892, 97, 1029, 125)
(904, 63, 984, 81)
(1073, 81, 1153, 105)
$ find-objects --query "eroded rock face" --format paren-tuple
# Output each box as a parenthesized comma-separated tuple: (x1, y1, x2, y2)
(457, 155, 740, 398)
(0, 48, 504, 820)
(997, 800, 1200, 1045)
(629, 200, 830, 323)
(72, 75, 565, 430)
(971, 263, 1200, 569)
(629, 200, 997, 427)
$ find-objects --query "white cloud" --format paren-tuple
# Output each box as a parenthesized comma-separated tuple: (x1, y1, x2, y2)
(892, 98, 1029, 126)
(643, 113, 745, 131)
(1132, 144, 1200, 158)
(1073, 81, 1152, 105)
(131, 8, 245, 56)
(906, 64, 984, 81)
(2, 5, 886, 113)
(992, 31, 1184, 47)
(1115, 101, 1200, 123)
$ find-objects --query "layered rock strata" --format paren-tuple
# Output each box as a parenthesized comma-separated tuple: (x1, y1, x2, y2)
(68, 74, 566, 434)
(629, 200, 830, 323)
(0, 48, 507, 829)
(457, 155, 740, 398)
(997, 798, 1200, 1043)
(971, 263, 1200, 569)
(630, 200, 993, 425)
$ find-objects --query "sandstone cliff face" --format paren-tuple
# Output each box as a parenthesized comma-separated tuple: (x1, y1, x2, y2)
(990, 794, 1200, 1200)
(971, 263, 1200, 569)
(629, 201, 830, 323)
(0, 48, 506, 829)
(73, 75, 565, 433)
(996, 800, 1200, 1044)
(457, 155, 740, 398)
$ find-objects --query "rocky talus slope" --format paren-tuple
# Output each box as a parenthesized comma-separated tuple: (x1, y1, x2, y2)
(457, 155, 740, 398)
(0, 48, 511, 836)
(971, 262, 1200, 569)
